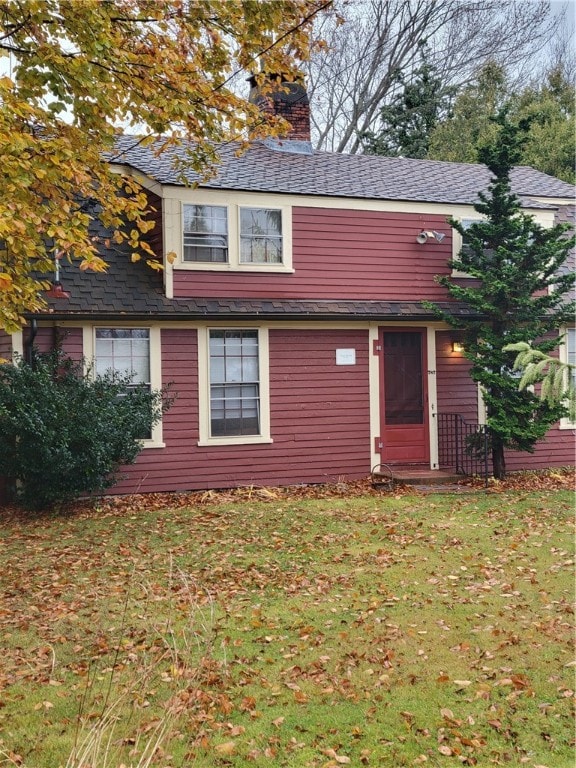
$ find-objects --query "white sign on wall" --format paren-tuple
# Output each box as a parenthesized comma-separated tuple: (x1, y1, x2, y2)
(336, 348, 356, 366)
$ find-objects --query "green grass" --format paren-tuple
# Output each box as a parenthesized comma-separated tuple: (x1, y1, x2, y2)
(0, 489, 574, 767)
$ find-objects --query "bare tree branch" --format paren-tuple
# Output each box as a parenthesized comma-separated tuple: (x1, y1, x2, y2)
(307, 0, 564, 153)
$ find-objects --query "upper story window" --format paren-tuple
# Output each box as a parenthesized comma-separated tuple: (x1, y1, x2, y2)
(183, 205, 228, 263)
(168, 193, 293, 274)
(452, 217, 481, 277)
(240, 208, 282, 264)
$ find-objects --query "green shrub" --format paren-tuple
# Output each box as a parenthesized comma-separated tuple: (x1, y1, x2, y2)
(0, 352, 168, 510)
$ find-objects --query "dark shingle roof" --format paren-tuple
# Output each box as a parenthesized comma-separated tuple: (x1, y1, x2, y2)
(33, 143, 573, 322)
(38, 232, 479, 321)
(111, 135, 575, 206)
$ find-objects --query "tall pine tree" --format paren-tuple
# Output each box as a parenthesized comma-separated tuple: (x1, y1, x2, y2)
(362, 57, 455, 159)
(429, 112, 575, 479)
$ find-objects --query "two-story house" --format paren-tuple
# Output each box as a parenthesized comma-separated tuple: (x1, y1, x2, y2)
(2, 79, 574, 494)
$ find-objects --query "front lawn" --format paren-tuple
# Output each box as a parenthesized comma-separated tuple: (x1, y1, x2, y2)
(0, 482, 573, 767)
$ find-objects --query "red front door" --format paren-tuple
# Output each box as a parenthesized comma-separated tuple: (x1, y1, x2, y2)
(380, 329, 429, 464)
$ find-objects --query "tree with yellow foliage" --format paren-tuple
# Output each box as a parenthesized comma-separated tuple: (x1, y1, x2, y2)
(0, 0, 329, 331)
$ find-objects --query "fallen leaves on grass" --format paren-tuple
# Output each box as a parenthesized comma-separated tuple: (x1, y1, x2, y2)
(0, 467, 572, 520)
(0, 473, 573, 767)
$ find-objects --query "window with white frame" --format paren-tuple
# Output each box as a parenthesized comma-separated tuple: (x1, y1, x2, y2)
(95, 328, 151, 386)
(452, 217, 482, 277)
(95, 328, 151, 437)
(197, 327, 271, 445)
(240, 208, 282, 264)
(209, 330, 260, 437)
(560, 327, 576, 428)
(90, 327, 163, 446)
(178, 199, 291, 272)
(183, 205, 228, 263)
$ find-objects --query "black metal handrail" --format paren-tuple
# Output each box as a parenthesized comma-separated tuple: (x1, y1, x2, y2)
(436, 413, 490, 483)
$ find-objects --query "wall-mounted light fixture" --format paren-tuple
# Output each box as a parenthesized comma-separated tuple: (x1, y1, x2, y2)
(416, 230, 445, 244)
(452, 341, 464, 353)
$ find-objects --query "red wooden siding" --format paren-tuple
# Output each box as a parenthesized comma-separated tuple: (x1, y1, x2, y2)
(435, 331, 478, 424)
(22, 326, 83, 359)
(503, 330, 575, 470)
(174, 208, 453, 301)
(110, 328, 371, 494)
(145, 190, 164, 262)
(504, 427, 575, 471)
(435, 330, 575, 472)
(0, 331, 12, 361)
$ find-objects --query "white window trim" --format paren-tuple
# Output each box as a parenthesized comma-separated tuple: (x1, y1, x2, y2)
(175, 193, 293, 273)
(197, 326, 272, 446)
(451, 217, 484, 278)
(559, 326, 576, 430)
(83, 325, 165, 448)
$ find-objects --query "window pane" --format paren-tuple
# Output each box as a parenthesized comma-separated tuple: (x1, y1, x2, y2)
(183, 204, 228, 263)
(95, 328, 150, 384)
(95, 328, 152, 438)
(567, 329, 575, 365)
(225, 357, 243, 383)
(184, 205, 227, 234)
(240, 236, 282, 264)
(239, 208, 283, 264)
(209, 330, 260, 436)
(568, 329, 576, 388)
(210, 357, 225, 384)
(240, 208, 281, 236)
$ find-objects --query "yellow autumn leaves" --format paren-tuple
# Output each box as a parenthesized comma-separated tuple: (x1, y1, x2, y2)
(0, 0, 330, 330)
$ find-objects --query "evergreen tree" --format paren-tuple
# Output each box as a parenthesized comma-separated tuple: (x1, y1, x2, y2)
(428, 112, 575, 479)
(362, 56, 455, 159)
(429, 63, 575, 183)
(427, 60, 508, 164)
(513, 67, 576, 184)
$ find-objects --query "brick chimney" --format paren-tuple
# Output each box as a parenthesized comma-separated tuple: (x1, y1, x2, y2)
(249, 74, 311, 143)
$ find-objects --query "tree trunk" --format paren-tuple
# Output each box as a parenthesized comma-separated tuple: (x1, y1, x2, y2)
(492, 437, 506, 480)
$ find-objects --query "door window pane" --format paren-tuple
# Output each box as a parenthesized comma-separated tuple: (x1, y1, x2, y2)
(383, 332, 423, 425)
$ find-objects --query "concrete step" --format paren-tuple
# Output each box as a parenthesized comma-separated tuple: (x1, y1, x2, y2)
(372, 465, 463, 487)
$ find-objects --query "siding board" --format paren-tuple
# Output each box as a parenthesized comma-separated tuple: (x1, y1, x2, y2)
(110, 328, 372, 494)
(505, 429, 575, 471)
(435, 331, 478, 424)
(174, 208, 452, 301)
(0, 331, 12, 361)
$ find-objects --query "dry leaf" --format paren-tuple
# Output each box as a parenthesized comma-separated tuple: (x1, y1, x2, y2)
(215, 741, 236, 756)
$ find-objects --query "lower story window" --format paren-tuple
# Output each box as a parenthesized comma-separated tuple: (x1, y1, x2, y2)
(566, 328, 576, 383)
(95, 328, 152, 439)
(560, 327, 576, 429)
(209, 330, 260, 436)
(95, 328, 150, 386)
